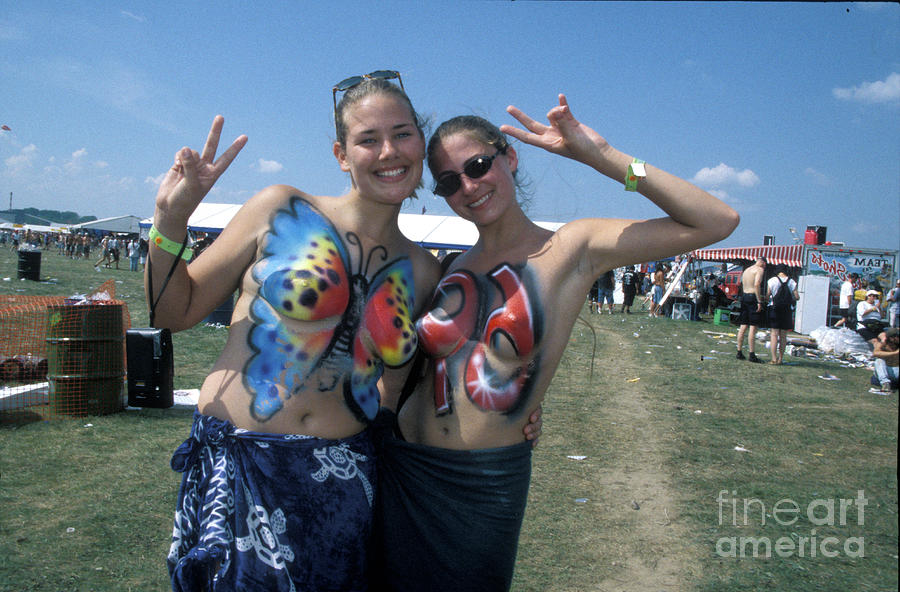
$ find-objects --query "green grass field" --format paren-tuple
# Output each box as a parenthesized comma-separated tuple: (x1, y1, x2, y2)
(0, 246, 896, 591)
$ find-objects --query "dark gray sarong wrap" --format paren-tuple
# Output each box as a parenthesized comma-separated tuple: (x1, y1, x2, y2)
(371, 409, 532, 592)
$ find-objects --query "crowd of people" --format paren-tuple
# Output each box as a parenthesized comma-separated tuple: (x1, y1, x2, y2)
(1, 228, 150, 272)
(726, 255, 897, 391)
(587, 259, 734, 320)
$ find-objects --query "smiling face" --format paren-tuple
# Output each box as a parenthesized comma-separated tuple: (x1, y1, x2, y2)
(428, 132, 518, 226)
(333, 93, 425, 206)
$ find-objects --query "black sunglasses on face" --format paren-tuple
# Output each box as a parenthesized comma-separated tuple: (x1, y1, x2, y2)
(433, 148, 506, 197)
(332, 70, 404, 112)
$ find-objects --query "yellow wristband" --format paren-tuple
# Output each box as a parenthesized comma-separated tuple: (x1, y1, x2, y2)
(625, 158, 646, 192)
(149, 226, 192, 261)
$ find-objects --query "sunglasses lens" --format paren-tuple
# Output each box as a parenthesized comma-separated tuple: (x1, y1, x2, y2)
(433, 151, 503, 197)
(334, 75, 364, 92)
(464, 156, 494, 179)
(434, 174, 461, 197)
(368, 70, 399, 81)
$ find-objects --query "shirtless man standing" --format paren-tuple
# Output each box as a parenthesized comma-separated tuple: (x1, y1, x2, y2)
(736, 257, 766, 363)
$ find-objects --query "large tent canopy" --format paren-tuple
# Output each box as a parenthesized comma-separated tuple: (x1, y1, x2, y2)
(0, 222, 69, 234)
(690, 245, 804, 268)
(141, 203, 565, 251)
(139, 203, 242, 236)
(70, 215, 143, 234)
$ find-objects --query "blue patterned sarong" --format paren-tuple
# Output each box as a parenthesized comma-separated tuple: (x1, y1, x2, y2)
(167, 412, 375, 592)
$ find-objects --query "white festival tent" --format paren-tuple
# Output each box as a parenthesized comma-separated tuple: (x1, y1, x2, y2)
(140, 203, 564, 251)
(69, 215, 143, 234)
(0, 222, 69, 234)
(0, 215, 142, 235)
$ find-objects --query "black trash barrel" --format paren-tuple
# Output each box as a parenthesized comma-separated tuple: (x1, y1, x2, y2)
(46, 304, 125, 416)
(17, 250, 41, 281)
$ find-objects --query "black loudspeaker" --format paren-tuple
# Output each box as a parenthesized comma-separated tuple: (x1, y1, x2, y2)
(126, 328, 174, 408)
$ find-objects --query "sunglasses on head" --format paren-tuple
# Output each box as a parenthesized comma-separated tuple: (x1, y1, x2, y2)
(332, 70, 404, 111)
(433, 147, 507, 197)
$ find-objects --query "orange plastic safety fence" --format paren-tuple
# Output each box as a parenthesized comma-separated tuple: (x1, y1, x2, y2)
(0, 288, 131, 419)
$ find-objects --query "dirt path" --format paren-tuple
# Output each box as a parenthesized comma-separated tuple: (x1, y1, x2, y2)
(588, 316, 702, 592)
(515, 313, 708, 591)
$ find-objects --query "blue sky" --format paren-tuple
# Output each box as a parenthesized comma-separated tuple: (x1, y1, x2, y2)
(1, 2, 898, 251)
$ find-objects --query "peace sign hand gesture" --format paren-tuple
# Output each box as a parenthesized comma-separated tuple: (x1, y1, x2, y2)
(500, 94, 610, 166)
(154, 116, 247, 226)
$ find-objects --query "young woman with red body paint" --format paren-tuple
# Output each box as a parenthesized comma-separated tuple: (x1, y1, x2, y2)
(373, 94, 739, 592)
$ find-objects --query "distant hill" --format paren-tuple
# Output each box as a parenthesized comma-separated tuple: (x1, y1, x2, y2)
(0, 208, 96, 226)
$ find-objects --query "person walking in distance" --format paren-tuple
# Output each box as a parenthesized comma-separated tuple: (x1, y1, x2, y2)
(886, 279, 900, 329)
(765, 264, 799, 365)
(596, 269, 615, 314)
(621, 265, 637, 314)
(736, 257, 766, 363)
(650, 265, 665, 317)
(834, 272, 858, 329)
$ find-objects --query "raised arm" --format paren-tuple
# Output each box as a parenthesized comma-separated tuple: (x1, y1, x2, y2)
(145, 116, 249, 330)
(501, 94, 740, 274)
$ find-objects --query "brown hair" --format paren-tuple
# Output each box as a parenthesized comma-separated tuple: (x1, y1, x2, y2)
(333, 78, 425, 148)
(427, 115, 530, 205)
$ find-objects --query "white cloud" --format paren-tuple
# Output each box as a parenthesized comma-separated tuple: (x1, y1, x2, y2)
(704, 188, 757, 212)
(65, 148, 88, 172)
(4, 144, 38, 173)
(852, 221, 880, 235)
(145, 172, 166, 187)
(691, 163, 760, 188)
(0, 141, 140, 217)
(833, 72, 900, 104)
(255, 158, 284, 173)
(121, 11, 146, 23)
(803, 167, 831, 187)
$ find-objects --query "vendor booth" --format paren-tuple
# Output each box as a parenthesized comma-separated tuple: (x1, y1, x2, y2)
(690, 244, 897, 335)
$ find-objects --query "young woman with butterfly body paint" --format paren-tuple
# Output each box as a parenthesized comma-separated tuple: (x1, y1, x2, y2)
(151, 77, 542, 592)
(371, 94, 740, 591)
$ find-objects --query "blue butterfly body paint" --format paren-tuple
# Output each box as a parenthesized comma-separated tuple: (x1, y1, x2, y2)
(244, 197, 417, 422)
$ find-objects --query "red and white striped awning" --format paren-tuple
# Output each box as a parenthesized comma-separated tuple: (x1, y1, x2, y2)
(690, 245, 804, 268)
